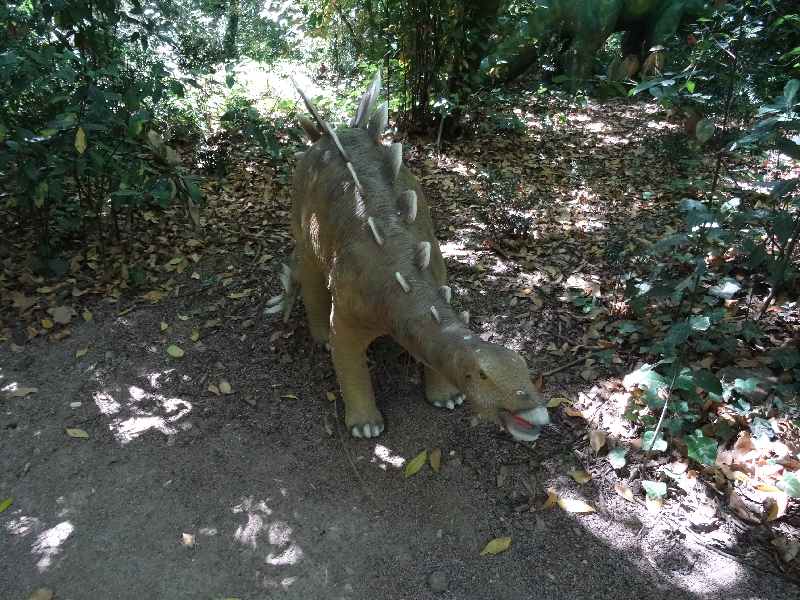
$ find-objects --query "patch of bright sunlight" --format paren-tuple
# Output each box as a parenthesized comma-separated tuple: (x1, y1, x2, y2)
(372, 444, 406, 470)
(92, 378, 192, 444)
(439, 240, 471, 259)
(645, 120, 672, 130)
(599, 134, 629, 145)
(32, 521, 74, 572)
(234, 510, 267, 549)
(266, 543, 304, 566)
(268, 521, 293, 546)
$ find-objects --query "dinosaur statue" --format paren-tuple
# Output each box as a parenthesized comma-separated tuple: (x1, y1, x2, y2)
(267, 73, 549, 440)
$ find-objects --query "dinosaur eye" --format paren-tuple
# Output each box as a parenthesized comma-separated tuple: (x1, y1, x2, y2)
(479, 370, 488, 380)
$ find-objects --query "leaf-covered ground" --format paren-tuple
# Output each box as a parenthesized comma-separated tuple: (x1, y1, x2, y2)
(1, 87, 799, 599)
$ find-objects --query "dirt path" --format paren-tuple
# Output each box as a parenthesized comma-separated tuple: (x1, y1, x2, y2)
(2, 95, 798, 599)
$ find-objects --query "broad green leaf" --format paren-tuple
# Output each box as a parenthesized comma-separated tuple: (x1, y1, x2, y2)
(784, 79, 799, 109)
(694, 370, 722, 395)
(166, 344, 184, 358)
(623, 364, 666, 391)
(689, 316, 711, 331)
(695, 118, 714, 144)
(65, 428, 89, 439)
(686, 80, 695, 93)
(780, 473, 800, 498)
(642, 480, 667, 499)
(0, 498, 12, 513)
(686, 431, 718, 465)
(74, 127, 87, 154)
(608, 447, 627, 469)
(642, 431, 667, 452)
(404, 450, 427, 478)
(480, 537, 511, 555)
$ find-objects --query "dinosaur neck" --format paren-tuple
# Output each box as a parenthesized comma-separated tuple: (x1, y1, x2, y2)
(391, 301, 477, 387)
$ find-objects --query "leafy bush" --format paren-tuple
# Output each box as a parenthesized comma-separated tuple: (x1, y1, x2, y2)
(0, 1, 201, 267)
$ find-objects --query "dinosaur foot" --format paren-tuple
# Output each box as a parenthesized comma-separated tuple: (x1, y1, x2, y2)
(430, 392, 465, 411)
(350, 422, 385, 438)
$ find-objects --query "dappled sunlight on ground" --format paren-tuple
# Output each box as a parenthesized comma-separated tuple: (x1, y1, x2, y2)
(92, 372, 192, 444)
(371, 443, 406, 470)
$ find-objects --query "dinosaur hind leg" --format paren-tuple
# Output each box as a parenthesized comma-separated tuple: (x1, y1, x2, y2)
(330, 310, 383, 438)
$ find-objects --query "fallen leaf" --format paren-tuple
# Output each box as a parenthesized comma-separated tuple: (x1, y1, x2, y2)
(570, 469, 592, 484)
(557, 497, 596, 513)
(75, 347, 89, 358)
(160, 321, 169, 331)
(564, 406, 584, 418)
(280, 394, 298, 400)
(82, 309, 93, 322)
(614, 482, 634, 501)
(755, 483, 781, 493)
(191, 329, 200, 342)
(28, 588, 54, 600)
(75, 126, 87, 154)
(41, 318, 54, 330)
(143, 290, 165, 303)
(589, 430, 607, 452)
(547, 396, 568, 408)
(326, 391, 337, 402)
(219, 380, 233, 395)
(0, 498, 12, 513)
(430, 448, 442, 473)
(49, 305, 75, 324)
(208, 384, 220, 395)
(6, 387, 38, 398)
(404, 450, 428, 478)
(65, 428, 89, 439)
(11, 292, 37, 311)
(166, 344, 184, 358)
(542, 488, 559, 509)
(646, 496, 664, 513)
(480, 537, 511, 556)
(764, 492, 788, 522)
(177, 314, 190, 321)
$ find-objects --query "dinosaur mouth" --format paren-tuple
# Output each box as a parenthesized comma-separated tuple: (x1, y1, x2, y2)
(500, 406, 549, 442)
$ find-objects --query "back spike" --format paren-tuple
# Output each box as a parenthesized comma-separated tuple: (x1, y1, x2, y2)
(395, 272, 411, 293)
(290, 76, 325, 133)
(389, 143, 402, 179)
(298, 115, 321, 142)
(367, 217, 383, 246)
(368, 102, 388, 140)
(352, 71, 382, 129)
(416, 241, 431, 270)
(400, 190, 417, 223)
(430, 306, 440, 323)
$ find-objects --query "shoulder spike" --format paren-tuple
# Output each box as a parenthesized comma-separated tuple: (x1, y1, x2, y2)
(290, 77, 326, 132)
(395, 272, 411, 293)
(459, 310, 470, 325)
(368, 102, 388, 140)
(352, 71, 382, 129)
(367, 217, 383, 246)
(416, 241, 431, 270)
(430, 306, 440, 323)
(389, 143, 402, 179)
(400, 190, 417, 223)
(439, 285, 452, 304)
(298, 116, 321, 142)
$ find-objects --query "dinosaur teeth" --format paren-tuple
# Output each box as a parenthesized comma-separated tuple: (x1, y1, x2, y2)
(367, 217, 383, 246)
(416, 241, 431, 270)
(389, 143, 402, 179)
(459, 310, 470, 325)
(439, 285, 452, 303)
(395, 272, 411, 293)
(400, 190, 417, 223)
(368, 101, 388, 140)
(430, 305, 440, 323)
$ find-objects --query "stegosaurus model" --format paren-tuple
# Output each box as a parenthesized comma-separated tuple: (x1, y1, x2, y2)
(268, 73, 549, 440)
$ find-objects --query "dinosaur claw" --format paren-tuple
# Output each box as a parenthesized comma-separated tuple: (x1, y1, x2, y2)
(446, 399, 454, 410)
(433, 400, 444, 408)
(453, 393, 465, 406)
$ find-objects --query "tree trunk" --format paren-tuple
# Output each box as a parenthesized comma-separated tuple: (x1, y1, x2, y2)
(223, 0, 240, 60)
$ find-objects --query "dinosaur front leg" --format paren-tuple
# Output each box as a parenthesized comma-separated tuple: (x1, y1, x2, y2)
(425, 366, 465, 410)
(299, 260, 332, 344)
(330, 313, 383, 438)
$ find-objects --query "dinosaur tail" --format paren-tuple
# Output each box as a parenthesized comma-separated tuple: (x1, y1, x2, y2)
(264, 260, 300, 323)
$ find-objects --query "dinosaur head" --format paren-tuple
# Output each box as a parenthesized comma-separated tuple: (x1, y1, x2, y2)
(459, 343, 549, 442)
